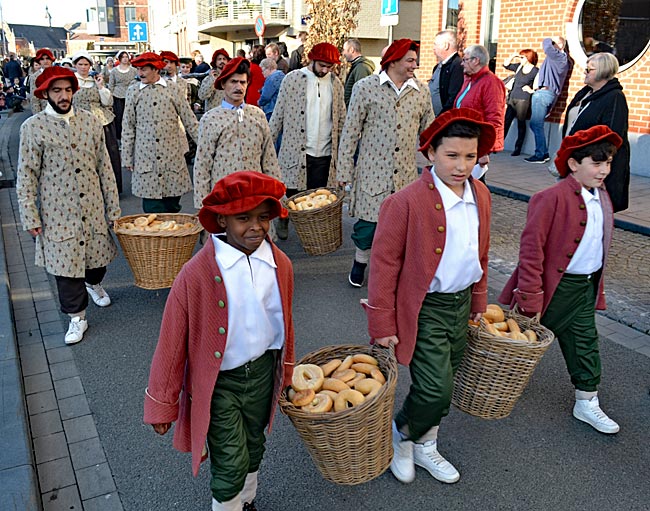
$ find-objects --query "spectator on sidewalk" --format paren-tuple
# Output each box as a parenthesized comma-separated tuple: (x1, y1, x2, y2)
(247, 47, 265, 106)
(342, 38, 375, 107)
(3, 54, 23, 86)
(258, 57, 285, 121)
(16, 66, 121, 345)
(144, 171, 295, 511)
(503, 49, 539, 157)
(29, 49, 55, 113)
(524, 36, 569, 164)
(289, 30, 308, 71)
(266, 43, 289, 74)
(428, 30, 464, 115)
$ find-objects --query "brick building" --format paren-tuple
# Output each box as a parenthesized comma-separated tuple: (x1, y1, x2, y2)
(420, 0, 650, 177)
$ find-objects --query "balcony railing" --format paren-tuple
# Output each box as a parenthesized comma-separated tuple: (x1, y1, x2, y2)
(197, 1, 289, 26)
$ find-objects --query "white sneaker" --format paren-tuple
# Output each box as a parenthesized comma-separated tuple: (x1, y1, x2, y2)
(573, 396, 620, 434)
(86, 283, 111, 307)
(65, 317, 88, 345)
(390, 421, 415, 483)
(413, 440, 460, 483)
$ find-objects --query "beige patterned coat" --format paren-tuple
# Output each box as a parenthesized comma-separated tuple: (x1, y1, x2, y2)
(337, 75, 434, 222)
(108, 67, 138, 98)
(16, 110, 121, 278)
(198, 73, 225, 111)
(29, 71, 47, 113)
(72, 83, 115, 126)
(121, 82, 199, 199)
(193, 105, 281, 208)
(269, 70, 346, 190)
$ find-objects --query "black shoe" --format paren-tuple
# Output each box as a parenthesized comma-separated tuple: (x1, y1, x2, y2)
(243, 502, 258, 511)
(348, 261, 367, 288)
(524, 154, 550, 163)
(510, 149, 521, 156)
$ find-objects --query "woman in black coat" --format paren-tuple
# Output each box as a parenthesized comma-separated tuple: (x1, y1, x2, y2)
(562, 52, 630, 212)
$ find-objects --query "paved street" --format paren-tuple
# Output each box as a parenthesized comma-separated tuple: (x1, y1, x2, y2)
(1, 109, 650, 510)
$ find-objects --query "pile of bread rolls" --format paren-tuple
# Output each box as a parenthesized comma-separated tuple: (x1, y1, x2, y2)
(471, 304, 537, 342)
(287, 189, 339, 212)
(288, 354, 386, 413)
(119, 214, 195, 233)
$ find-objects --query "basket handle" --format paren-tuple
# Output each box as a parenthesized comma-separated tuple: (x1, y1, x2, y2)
(511, 303, 541, 323)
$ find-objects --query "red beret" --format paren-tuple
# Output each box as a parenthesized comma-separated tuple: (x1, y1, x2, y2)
(554, 125, 622, 177)
(211, 48, 231, 67)
(381, 39, 419, 70)
(418, 107, 497, 159)
(34, 66, 79, 99)
(160, 51, 180, 64)
(215, 57, 249, 89)
(131, 52, 166, 69)
(35, 48, 55, 62)
(199, 171, 288, 233)
(307, 42, 340, 65)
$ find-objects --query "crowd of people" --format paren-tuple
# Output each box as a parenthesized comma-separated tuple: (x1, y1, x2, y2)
(13, 30, 630, 511)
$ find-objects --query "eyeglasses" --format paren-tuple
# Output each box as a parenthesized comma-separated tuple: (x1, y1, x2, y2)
(585, 67, 597, 74)
(461, 57, 476, 63)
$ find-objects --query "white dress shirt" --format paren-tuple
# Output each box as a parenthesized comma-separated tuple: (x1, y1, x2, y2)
(379, 70, 419, 96)
(301, 66, 333, 157)
(212, 235, 285, 370)
(44, 104, 76, 124)
(428, 169, 483, 293)
(566, 187, 603, 275)
(139, 77, 168, 90)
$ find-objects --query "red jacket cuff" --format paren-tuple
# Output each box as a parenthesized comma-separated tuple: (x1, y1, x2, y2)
(362, 300, 397, 339)
(143, 388, 180, 425)
(513, 289, 544, 314)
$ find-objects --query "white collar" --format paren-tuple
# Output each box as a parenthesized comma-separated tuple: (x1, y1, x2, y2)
(213, 235, 277, 270)
(431, 168, 475, 208)
(440, 52, 457, 65)
(74, 72, 94, 84)
(139, 77, 167, 89)
(580, 186, 600, 203)
(44, 103, 75, 123)
(379, 70, 419, 91)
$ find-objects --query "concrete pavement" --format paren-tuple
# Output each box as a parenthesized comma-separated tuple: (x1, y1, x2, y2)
(1, 107, 649, 510)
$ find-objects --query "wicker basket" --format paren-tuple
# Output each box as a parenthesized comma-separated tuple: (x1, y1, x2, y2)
(113, 214, 203, 290)
(452, 310, 555, 419)
(279, 344, 398, 485)
(284, 188, 344, 256)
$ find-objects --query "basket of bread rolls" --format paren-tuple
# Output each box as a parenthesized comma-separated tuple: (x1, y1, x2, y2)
(283, 187, 344, 256)
(452, 304, 555, 419)
(113, 213, 203, 289)
(279, 343, 398, 485)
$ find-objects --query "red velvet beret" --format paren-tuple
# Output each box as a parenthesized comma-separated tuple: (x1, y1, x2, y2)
(34, 66, 79, 99)
(381, 39, 419, 70)
(307, 42, 340, 65)
(199, 171, 288, 233)
(211, 48, 231, 67)
(160, 51, 180, 64)
(131, 52, 166, 69)
(554, 125, 623, 177)
(215, 57, 249, 89)
(35, 48, 55, 62)
(418, 107, 497, 159)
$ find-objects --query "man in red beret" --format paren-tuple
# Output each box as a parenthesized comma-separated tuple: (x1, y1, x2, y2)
(144, 171, 295, 511)
(121, 52, 199, 213)
(193, 57, 280, 210)
(161, 50, 191, 103)
(269, 41, 346, 240)
(29, 48, 55, 113)
(338, 38, 434, 287)
(17, 66, 121, 346)
(198, 49, 231, 112)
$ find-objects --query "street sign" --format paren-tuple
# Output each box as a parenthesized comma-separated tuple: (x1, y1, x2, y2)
(381, 0, 399, 16)
(128, 22, 149, 42)
(380, 15, 399, 26)
(254, 15, 266, 37)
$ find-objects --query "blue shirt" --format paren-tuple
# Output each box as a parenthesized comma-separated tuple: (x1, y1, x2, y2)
(258, 70, 285, 118)
(537, 38, 569, 97)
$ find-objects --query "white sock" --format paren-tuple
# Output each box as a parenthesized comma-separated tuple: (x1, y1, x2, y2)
(240, 471, 258, 505)
(211, 493, 241, 511)
(69, 310, 86, 320)
(575, 389, 597, 401)
(355, 247, 371, 264)
(417, 425, 439, 443)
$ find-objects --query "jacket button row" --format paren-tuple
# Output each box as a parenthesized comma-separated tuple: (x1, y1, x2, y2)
(218, 327, 226, 334)
(567, 252, 574, 258)
(557, 268, 564, 273)
(218, 300, 225, 308)
(75, 168, 81, 174)
(574, 237, 581, 243)
(435, 248, 442, 254)
(214, 275, 222, 283)
(214, 351, 222, 359)
(79, 193, 85, 198)
(428, 184, 434, 190)
(437, 226, 445, 232)
(79, 241, 85, 246)
(435, 203, 442, 210)
(580, 220, 586, 226)
(393, 169, 398, 174)
(575, 190, 581, 196)
(579, 204, 586, 210)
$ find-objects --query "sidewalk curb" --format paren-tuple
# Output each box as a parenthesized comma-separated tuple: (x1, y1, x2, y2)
(0, 202, 40, 510)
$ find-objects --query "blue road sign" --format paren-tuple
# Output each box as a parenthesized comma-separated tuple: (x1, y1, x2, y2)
(381, 0, 399, 16)
(128, 22, 148, 42)
(254, 15, 266, 37)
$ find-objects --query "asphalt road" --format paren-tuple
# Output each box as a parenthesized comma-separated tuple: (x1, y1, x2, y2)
(65, 172, 650, 511)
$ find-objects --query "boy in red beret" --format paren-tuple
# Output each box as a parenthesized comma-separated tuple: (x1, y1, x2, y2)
(500, 125, 622, 434)
(364, 108, 493, 485)
(144, 171, 295, 511)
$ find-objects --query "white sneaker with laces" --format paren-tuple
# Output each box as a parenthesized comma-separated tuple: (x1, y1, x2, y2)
(65, 317, 88, 345)
(573, 396, 620, 434)
(390, 421, 415, 483)
(86, 283, 111, 307)
(413, 440, 460, 483)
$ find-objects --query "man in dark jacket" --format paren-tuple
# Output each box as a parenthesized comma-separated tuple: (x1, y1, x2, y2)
(428, 30, 464, 115)
(343, 38, 375, 107)
(3, 54, 23, 85)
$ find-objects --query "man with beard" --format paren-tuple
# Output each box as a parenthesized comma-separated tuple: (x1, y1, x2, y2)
(29, 48, 55, 113)
(121, 52, 199, 213)
(269, 42, 345, 240)
(193, 57, 280, 209)
(16, 66, 121, 345)
(337, 39, 434, 287)
(198, 48, 230, 112)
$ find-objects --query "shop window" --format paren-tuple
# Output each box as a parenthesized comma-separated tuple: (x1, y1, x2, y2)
(444, 0, 459, 30)
(579, 0, 650, 67)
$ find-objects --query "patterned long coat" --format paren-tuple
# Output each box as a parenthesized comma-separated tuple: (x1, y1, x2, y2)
(16, 110, 121, 278)
(198, 73, 225, 112)
(193, 105, 281, 208)
(72, 81, 115, 126)
(269, 70, 346, 190)
(337, 75, 434, 222)
(108, 66, 138, 98)
(29, 71, 47, 113)
(121, 82, 199, 199)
